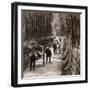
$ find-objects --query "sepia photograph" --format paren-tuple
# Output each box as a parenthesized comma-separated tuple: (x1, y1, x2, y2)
(22, 11, 80, 79)
(11, 2, 87, 87)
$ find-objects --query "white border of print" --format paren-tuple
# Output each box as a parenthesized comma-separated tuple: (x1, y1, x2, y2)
(18, 5, 86, 84)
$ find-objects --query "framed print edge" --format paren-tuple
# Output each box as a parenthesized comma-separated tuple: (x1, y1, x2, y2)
(11, 2, 88, 87)
(85, 6, 88, 83)
(11, 2, 18, 87)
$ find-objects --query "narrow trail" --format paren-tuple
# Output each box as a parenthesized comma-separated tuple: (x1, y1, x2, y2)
(23, 47, 63, 79)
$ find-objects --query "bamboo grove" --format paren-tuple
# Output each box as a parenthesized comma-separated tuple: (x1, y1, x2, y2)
(22, 10, 80, 75)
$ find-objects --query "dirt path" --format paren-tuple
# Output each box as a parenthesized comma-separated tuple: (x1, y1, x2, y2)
(23, 47, 63, 79)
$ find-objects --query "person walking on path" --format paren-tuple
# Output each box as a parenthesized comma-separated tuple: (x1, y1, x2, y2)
(45, 47, 52, 64)
(53, 43, 57, 54)
(29, 50, 37, 71)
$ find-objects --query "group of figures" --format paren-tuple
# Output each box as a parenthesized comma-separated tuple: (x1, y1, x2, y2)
(28, 37, 67, 71)
(53, 38, 66, 55)
(29, 46, 52, 71)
